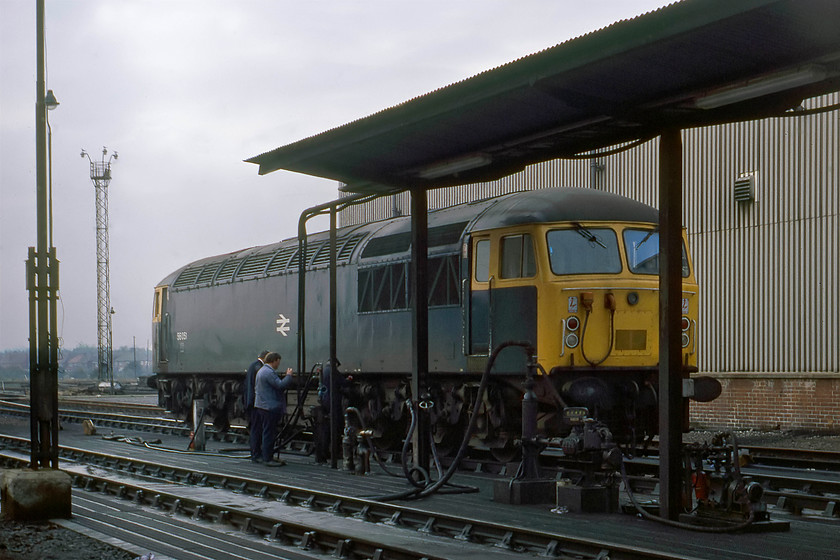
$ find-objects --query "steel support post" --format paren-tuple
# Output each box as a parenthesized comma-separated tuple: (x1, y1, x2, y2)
(410, 187, 430, 471)
(658, 128, 685, 519)
(329, 206, 341, 469)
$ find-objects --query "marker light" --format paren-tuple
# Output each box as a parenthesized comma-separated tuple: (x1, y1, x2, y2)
(566, 316, 580, 331)
(681, 316, 691, 331)
(566, 333, 580, 348)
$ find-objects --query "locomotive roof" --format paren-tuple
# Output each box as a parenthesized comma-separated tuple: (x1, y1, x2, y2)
(159, 188, 657, 289)
(467, 187, 659, 231)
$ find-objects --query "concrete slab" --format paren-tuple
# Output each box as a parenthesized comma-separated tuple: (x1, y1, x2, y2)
(1, 468, 71, 521)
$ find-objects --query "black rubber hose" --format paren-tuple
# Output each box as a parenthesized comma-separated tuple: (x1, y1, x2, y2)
(370, 340, 533, 501)
(276, 364, 320, 450)
(412, 340, 535, 499)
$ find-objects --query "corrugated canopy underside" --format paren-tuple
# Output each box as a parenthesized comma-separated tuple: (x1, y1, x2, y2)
(246, 0, 840, 194)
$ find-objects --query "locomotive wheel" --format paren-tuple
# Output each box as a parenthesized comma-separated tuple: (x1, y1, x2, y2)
(371, 417, 408, 453)
(432, 417, 468, 458)
(490, 439, 518, 463)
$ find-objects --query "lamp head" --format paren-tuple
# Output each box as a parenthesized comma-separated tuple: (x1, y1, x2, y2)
(45, 89, 59, 110)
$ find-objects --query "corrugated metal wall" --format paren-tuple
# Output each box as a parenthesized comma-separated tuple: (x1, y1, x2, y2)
(340, 93, 840, 375)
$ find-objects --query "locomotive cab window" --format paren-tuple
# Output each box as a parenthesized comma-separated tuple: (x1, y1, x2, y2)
(500, 234, 536, 279)
(474, 239, 490, 282)
(623, 229, 691, 277)
(153, 286, 167, 322)
(547, 227, 621, 275)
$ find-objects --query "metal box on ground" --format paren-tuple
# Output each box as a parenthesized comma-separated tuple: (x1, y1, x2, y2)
(555, 481, 618, 513)
(493, 478, 555, 504)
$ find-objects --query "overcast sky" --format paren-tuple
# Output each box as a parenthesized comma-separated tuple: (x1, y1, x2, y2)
(1, 0, 670, 353)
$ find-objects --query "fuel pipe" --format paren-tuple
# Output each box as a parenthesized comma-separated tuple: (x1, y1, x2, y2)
(369, 340, 536, 502)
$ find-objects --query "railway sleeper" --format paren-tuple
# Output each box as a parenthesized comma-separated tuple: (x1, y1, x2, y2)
(772, 492, 840, 518)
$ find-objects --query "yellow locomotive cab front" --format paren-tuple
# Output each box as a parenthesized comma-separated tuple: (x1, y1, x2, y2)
(536, 221, 698, 372)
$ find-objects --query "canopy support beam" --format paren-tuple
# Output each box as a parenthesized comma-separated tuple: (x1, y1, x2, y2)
(410, 187, 431, 471)
(658, 128, 686, 520)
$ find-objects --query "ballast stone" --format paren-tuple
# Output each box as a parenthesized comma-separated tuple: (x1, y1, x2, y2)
(1, 468, 71, 521)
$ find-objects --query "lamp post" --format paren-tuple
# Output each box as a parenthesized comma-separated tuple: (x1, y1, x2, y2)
(27, 0, 60, 469)
(81, 147, 117, 392)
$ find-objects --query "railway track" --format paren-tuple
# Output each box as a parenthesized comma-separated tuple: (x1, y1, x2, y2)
(0, 434, 697, 560)
(739, 445, 840, 472)
(0, 398, 249, 444)
(7, 398, 840, 471)
(620, 458, 840, 521)
(620, 440, 840, 473)
(2, 400, 838, 522)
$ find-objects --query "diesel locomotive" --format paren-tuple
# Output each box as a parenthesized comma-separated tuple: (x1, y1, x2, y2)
(150, 187, 700, 457)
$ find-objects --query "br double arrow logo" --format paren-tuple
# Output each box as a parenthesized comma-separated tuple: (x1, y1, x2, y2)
(275, 314, 290, 336)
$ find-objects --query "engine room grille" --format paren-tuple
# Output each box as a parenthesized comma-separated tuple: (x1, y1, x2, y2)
(338, 234, 365, 261)
(236, 253, 273, 278)
(195, 263, 221, 285)
(172, 233, 370, 290)
(266, 245, 298, 275)
(215, 259, 243, 283)
(172, 267, 201, 288)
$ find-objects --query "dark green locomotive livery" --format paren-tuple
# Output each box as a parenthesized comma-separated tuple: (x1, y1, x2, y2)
(152, 187, 697, 453)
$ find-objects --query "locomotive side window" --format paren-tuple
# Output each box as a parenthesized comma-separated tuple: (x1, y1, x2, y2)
(474, 239, 490, 282)
(428, 255, 460, 306)
(500, 234, 536, 279)
(623, 229, 691, 277)
(547, 227, 621, 275)
(358, 255, 459, 312)
(358, 262, 408, 312)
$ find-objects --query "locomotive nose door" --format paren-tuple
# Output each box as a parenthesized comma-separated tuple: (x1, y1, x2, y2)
(492, 233, 538, 371)
(466, 236, 492, 356)
(465, 233, 538, 371)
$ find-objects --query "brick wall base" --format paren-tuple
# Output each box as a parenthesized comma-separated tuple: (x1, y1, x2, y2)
(690, 375, 840, 431)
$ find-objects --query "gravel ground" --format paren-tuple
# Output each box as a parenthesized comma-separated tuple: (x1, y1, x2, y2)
(1, 428, 839, 559)
(685, 428, 840, 451)
(0, 521, 138, 560)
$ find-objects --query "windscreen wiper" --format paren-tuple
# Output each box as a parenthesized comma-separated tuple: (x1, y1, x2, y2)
(636, 228, 658, 249)
(573, 223, 607, 248)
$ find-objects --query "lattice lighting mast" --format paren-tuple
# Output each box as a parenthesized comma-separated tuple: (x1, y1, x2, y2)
(81, 147, 117, 387)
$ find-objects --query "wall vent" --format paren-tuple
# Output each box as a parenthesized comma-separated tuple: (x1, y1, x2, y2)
(734, 175, 755, 202)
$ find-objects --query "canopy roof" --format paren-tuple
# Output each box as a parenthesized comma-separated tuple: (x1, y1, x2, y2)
(247, 0, 840, 193)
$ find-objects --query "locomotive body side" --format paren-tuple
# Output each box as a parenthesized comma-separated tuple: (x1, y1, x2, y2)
(151, 187, 703, 450)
